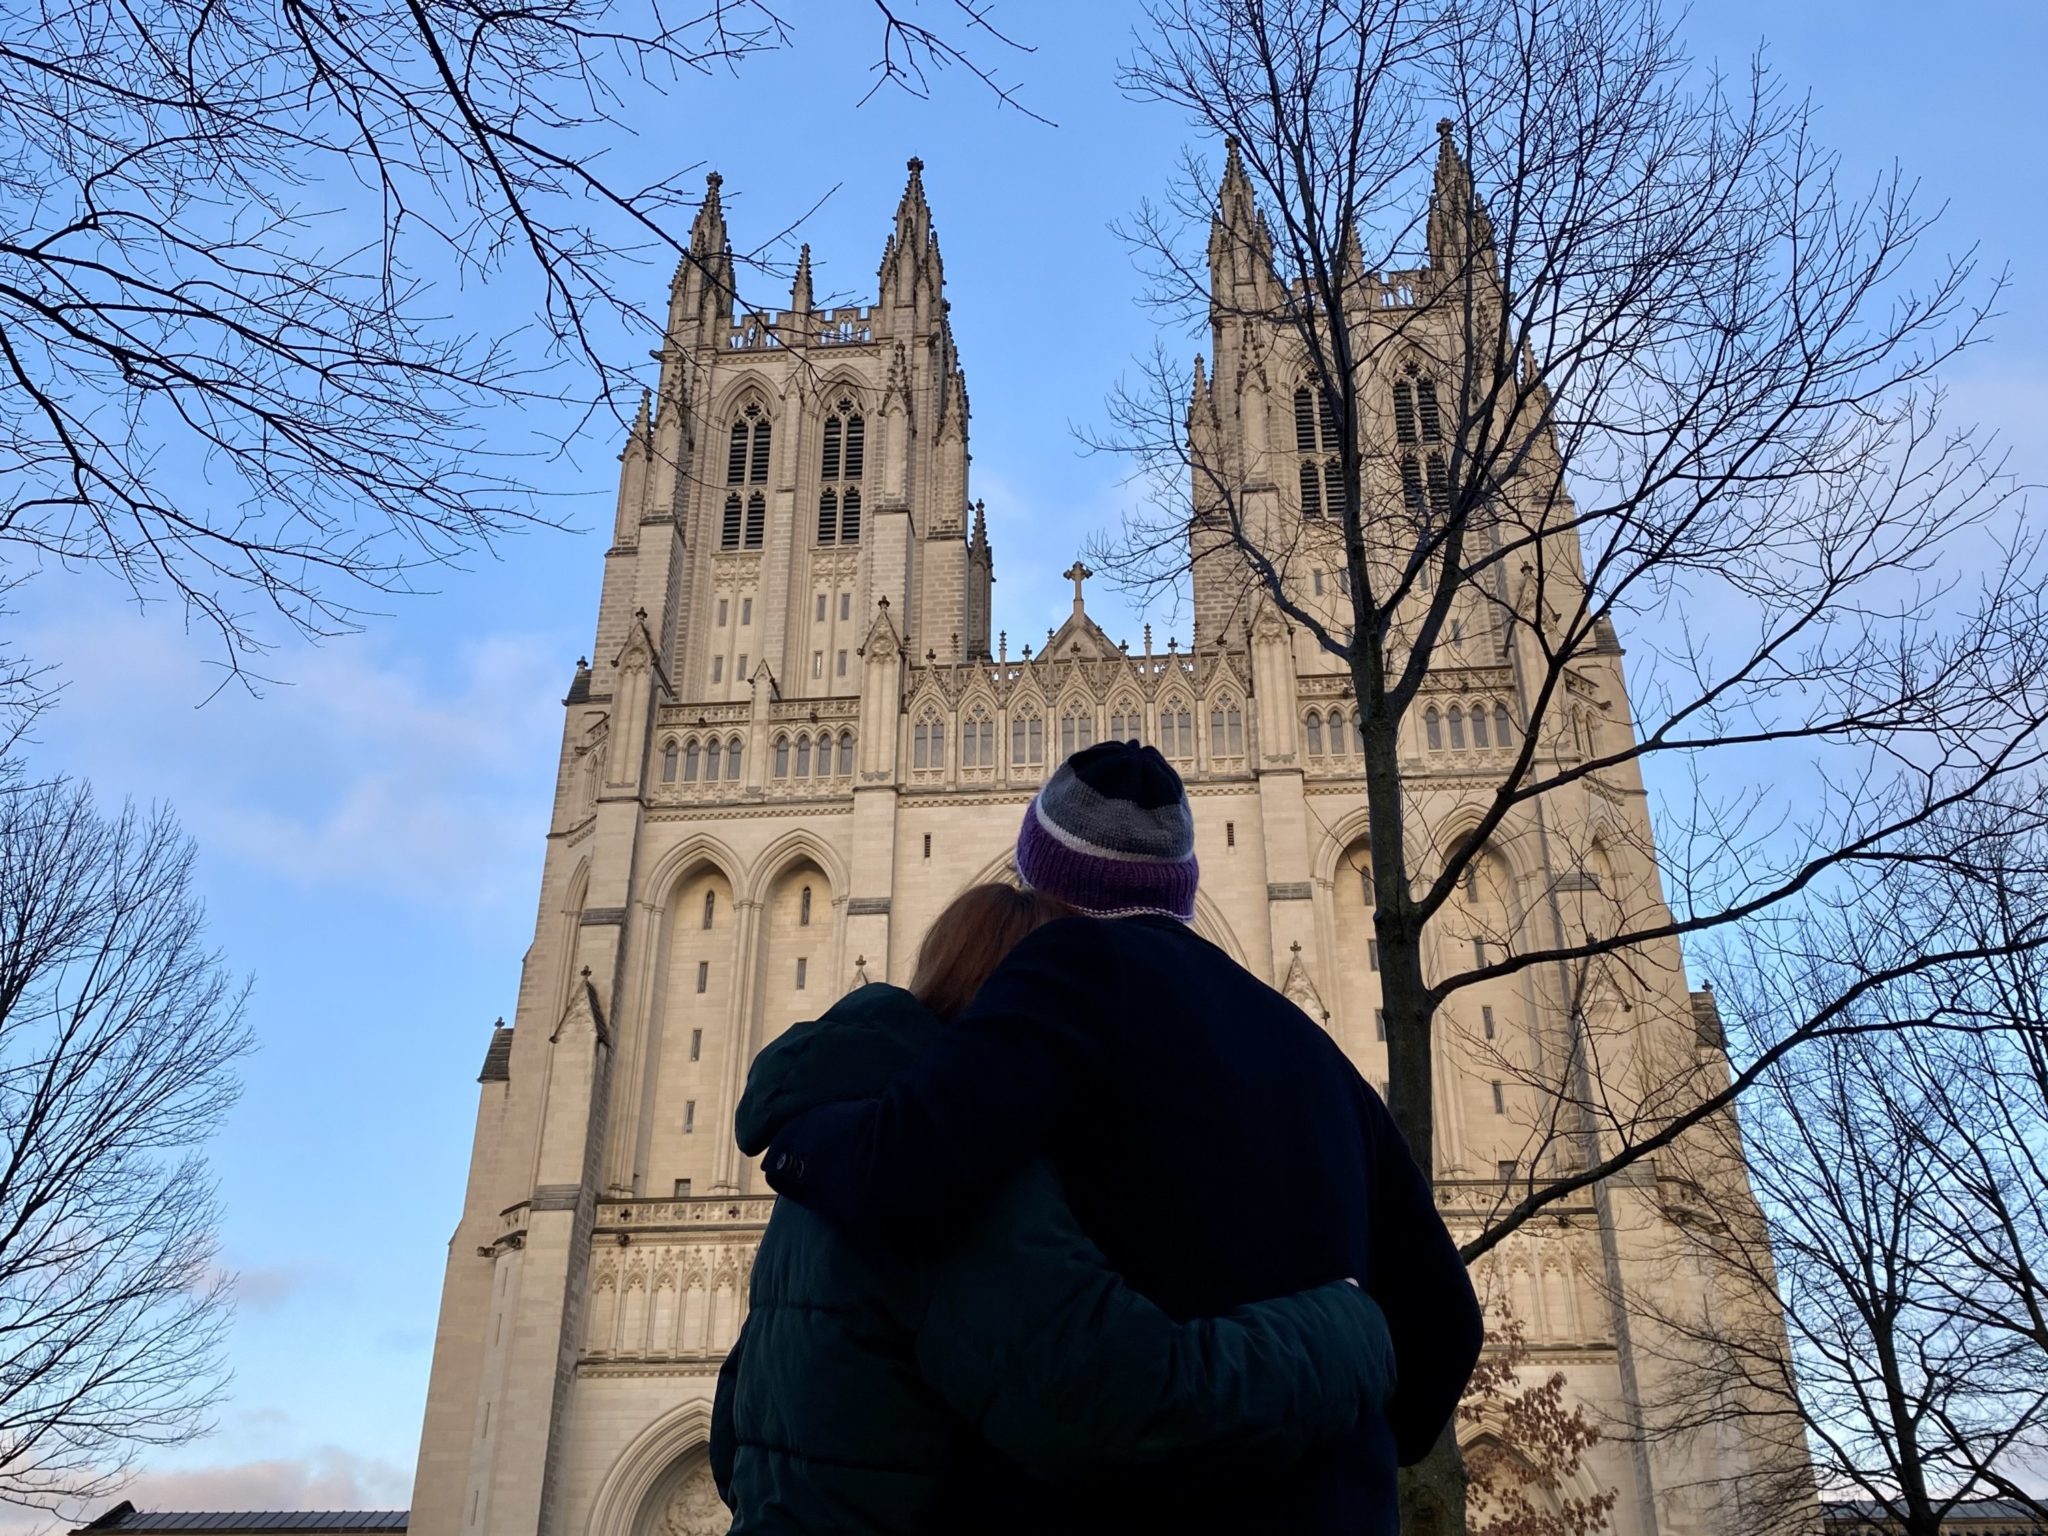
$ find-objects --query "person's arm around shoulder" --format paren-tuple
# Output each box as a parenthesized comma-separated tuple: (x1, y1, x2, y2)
(757, 919, 1115, 1241)
(913, 1165, 1395, 1483)
(1364, 1091, 1484, 1465)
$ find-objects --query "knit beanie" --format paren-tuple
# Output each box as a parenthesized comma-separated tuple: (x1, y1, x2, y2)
(1015, 740, 1199, 922)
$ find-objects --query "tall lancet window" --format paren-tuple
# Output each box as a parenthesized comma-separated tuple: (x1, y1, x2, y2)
(723, 400, 771, 550)
(818, 396, 865, 544)
(1293, 384, 1341, 520)
(1392, 371, 1449, 525)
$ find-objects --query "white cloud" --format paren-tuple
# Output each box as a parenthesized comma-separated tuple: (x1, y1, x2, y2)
(13, 600, 571, 919)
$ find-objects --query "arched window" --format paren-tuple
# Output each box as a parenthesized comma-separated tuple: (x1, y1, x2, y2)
(838, 730, 856, 776)
(1352, 713, 1366, 755)
(799, 885, 812, 926)
(723, 402, 771, 549)
(961, 709, 993, 767)
(1306, 710, 1324, 756)
(1395, 372, 1447, 526)
(1326, 707, 1346, 755)
(1470, 702, 1490, 749)
(1210, 698, 1244, 756)
(795, 733, 812, 777)
(818, 397, 865, 544)
(1359, 861, 1375, 906)
(683, 739, 701, 782)
(1448, 705, 1467, 750)
(1425, 707, 1443, 750)
(1158, 698, 1193, 761)
(1060, 702, 1094, 761)
(703, 738, 721, 781)
(1494, 702, 1513, 747)
(1425, 453, 1451, 521)
(1109, 701, 1140, 743)
(913, 713, 945, 770)
(1416, 378, 1443, 442)
(773, 734, 790, 777)
(1293, 384, 1340, 519)
(726, 737, 743, 780)
(1399, 457, 1427, 521)
(703, 890, 716, 930)
(1011, 709, 1044, 767)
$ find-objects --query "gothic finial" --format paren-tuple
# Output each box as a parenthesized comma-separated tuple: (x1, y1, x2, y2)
(1291, 940, 1303, 954)
(998, 630, 1008, 661)
(576, 656, 589, 670)
(580, 965, 592, 980)
(791, 242, 814, 313)
(878, 594, 890, 609)
(951, 632, 960, 654)
(926, 648, 936, 664)
(1023, 643, 1033, 660)
(1167, 635, 1179, 652)
(1143, 623, 1153, 657)
(1428, 117, 1495, 270)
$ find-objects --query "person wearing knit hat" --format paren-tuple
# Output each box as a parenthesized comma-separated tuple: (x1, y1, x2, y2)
(765, 738, 1482, 1535)
(1015, 740, 1198, 922)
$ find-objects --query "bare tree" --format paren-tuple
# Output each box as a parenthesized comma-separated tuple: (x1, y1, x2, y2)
(0, 0, 1034, 675)
(1645, 806, 2048, 1536)
(0, 772, 250, 1516)
(1093, 0, 2048, 1528)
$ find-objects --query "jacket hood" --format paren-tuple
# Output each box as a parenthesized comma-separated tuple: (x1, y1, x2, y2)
(734, 983, 941, 1154)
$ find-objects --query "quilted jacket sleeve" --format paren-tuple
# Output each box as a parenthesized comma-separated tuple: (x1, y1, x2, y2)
(912, 1165, 1394, 1484)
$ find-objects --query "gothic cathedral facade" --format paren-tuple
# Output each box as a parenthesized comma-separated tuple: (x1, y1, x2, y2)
(407, 157, 1809, 1536)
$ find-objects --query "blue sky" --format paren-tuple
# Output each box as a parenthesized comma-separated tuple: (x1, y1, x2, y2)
(5, 0, 2046, 1518)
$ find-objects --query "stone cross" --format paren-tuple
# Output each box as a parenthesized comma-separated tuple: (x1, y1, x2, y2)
(1064, 560, 1093, 611)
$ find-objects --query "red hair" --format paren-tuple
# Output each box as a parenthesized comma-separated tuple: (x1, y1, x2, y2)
(909, 883, 1071, 1021)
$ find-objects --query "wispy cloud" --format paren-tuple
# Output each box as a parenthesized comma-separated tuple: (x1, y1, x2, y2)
(15, 601, 571, 921)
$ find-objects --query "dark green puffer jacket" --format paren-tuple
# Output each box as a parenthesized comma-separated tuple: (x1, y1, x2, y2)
(710, 983, 1396, 1534)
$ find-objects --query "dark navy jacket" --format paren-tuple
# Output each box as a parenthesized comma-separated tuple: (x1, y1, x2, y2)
(715, 983, 1398, 1534)
(763, 914, 1483, 1534)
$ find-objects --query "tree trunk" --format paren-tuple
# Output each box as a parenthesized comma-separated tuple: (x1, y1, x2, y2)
(1358, 645, 1474, 1536)
(1402, 1427, 1473, 1536)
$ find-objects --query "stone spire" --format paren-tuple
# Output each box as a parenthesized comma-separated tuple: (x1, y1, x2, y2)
(879, 155, 944, 314)
(1207, 138, 1282, 323)
(790, 242, 813, 314)
(670, 170, 735, 336)
(689, 170, 728, 257)
(1427, 119, 1496, 273)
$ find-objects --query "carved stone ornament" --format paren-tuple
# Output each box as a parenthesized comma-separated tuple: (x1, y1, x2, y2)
(658, 1463, 725, 1536)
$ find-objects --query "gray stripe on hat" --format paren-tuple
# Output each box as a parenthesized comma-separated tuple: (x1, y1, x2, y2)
(1030, 779, 1193, 864)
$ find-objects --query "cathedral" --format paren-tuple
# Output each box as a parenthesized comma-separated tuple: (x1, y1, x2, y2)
(406, 153, 1811, 1535)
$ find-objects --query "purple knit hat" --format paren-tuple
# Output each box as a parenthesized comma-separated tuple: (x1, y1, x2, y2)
(1016, 740, 1198, 921)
